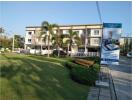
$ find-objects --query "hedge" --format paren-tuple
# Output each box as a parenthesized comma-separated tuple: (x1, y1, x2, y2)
(65, 61, 100, 86)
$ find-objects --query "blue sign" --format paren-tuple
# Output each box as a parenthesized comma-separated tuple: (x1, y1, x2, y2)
(103, 23, 122, 28)
(101, 23, 122, 65)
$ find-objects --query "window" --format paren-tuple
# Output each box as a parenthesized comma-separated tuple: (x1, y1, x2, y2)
(94, 30, 99, 35)
(93, 39, 99, 44)
(28, 32, 32, 35)
(87, 29, 91, 36)
(63, 30, 69, 34)
(28, 39, 31, 42)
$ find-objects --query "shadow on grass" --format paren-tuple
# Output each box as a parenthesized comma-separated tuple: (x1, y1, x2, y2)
(0, 54, 88, 100)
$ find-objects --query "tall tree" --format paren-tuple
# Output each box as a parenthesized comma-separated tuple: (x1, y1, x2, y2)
(65, 29, 81, 55)
(14, 35, 24, 48)
(40, 21, 58, 57)
(52, 29, 64, 57)
(0, 35, 12, 50)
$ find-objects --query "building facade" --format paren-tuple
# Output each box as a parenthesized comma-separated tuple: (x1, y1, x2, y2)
(25, 24, 103, 55)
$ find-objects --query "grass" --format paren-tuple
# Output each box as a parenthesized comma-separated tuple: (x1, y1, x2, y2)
(0, 54, 89, 100)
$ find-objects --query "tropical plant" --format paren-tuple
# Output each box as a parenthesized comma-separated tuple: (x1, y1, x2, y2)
(52, 30, 65, 57)
(65, 29, 81, 55)
(40, 21, 58, 57)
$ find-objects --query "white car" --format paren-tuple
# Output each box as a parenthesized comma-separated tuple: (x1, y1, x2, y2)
(127, 52, 132, 57)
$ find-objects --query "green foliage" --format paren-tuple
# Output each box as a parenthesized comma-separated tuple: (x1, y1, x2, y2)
(40, 21, 58, 57)
(120, 38, 132, 55)
(0, 37, 12, 49)
(0, 64, 19, 79)
(0, 54, 89, 100)
(65, 29, 81, 51)
(14, 35, 24, 48)
(0, 35, 24, 50)
(65, 61, 100, 86)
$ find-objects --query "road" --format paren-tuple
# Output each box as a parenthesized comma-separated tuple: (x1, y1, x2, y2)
(109, 56, 132, 100)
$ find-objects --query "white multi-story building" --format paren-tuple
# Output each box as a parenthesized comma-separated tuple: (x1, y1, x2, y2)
(25, 24, 102, 55)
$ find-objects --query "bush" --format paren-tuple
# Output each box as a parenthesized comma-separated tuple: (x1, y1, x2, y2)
(65, 61, 100, 86)
(92, 64, 100, 73)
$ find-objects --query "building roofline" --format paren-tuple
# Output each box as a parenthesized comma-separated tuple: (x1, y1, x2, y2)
(26, 23, 102, 28)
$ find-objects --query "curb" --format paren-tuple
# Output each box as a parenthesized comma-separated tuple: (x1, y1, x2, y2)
(87, 66, 117, 100)
(109, 69, 117, 100)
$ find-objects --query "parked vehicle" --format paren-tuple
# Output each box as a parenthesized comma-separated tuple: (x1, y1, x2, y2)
(52, 49, 67, 57)
(127, 51, 132, 58)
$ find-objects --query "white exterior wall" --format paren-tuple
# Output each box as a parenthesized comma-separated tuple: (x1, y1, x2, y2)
(89, 29, 102, 46)
(25, 24, 102, 53)
(63, 29, 83, 37)
(63, 30, 69, 34)
(90, 29, 102, 37)
(25, 31, 34, 45)
(73, 30, 83, 37)
(90, 38, 100, 46)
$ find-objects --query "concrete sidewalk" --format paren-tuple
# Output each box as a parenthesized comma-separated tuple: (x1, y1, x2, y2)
(87, 65, 116, 100)
(87, 56, 132, 100)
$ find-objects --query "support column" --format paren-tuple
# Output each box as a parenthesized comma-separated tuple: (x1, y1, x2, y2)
(84, 26, 88, 54)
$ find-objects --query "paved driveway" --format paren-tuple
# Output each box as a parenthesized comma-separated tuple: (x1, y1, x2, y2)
(109, 56, 132, 100)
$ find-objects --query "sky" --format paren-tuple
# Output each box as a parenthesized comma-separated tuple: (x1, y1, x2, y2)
(0, 1, 132, 37)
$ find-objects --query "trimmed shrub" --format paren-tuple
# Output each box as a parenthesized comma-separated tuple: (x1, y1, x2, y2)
(92, 63, 100, 73)
(65, 61, 100, 86)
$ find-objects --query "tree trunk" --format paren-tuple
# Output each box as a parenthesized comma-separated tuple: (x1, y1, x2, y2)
(40, 38, 42, 55)
(35, 44, 36, 55)
(70, 43, 72, 57)
(47, 35, 50, 57)
(57, 45, 60, 57)
(67, 44, 69, 56)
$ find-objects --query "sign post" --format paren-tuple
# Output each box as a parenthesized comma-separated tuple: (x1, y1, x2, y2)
(96, 23, 122, 87)
(101, 23, 122, 65)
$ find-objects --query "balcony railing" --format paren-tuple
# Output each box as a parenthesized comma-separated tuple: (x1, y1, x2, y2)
(71, 52, 100, 57)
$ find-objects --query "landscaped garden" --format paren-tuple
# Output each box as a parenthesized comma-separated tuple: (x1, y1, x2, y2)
(0, 53, 100, 100)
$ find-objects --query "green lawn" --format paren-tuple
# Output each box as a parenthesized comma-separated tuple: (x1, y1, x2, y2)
(0, 54, 89, 100)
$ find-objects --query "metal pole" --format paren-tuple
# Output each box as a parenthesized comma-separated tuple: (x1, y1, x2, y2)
(96, 1, 102, 24)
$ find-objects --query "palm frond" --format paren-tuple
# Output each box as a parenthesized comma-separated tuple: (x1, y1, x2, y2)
(65, 39, 70, 44)
(41, 21, 49, 32)
(52, 24, 58, 28)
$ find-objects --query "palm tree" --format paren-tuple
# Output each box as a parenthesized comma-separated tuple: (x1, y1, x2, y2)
(51, 28, 64, 57)
(40, 21, 58, 57)
(65, 29, 81, 56)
